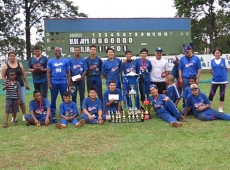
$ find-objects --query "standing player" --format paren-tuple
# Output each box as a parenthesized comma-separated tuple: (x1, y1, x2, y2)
(85, 45, 103, 103)
(47, 47, 71, 117)
(28, 45, 48, 98)
(178, 45, 202, 90)
(208, 47, 229, 112)
(69, 47, 88, 111)
(102, 47, 122, 89)
(171, 56, 182, 95)
(136, 48, 152, 102)
(150, 47, 170, 94)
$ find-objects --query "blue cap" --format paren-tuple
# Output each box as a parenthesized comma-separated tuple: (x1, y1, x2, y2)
(172, 56, 179, 63)
(149, 84, 158, 89)
(155, 47, 163, 52)
(183, 45, 192, 52)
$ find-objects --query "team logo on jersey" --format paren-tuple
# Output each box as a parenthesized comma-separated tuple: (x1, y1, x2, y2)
(111, 66, 119, 72)
(88, 106, 97, 112)
(194, 101, 205, 109)
(54, 63, 64, 67)
(126, 67, 135, 73)
(185, 62, 194, 67)
(73, 64, 82, 69)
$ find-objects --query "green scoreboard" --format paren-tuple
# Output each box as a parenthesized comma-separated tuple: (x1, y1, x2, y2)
(44, 18, 191, 58)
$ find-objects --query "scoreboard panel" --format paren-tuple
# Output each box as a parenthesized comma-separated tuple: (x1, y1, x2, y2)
(44, 18, 191, 58)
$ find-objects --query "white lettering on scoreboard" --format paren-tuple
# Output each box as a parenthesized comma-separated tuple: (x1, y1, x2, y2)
(70, 45, 128, 53)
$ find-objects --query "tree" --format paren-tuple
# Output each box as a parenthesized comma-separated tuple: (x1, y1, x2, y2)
(22, 0, 87, 60)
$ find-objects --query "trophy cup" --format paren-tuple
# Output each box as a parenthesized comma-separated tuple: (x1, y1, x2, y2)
(117, 111, 121, 123)
(122, 110, 126, 123)
(108, 111, 111, 123)
(141, 110, 144, 122)
(111, 111, 115, 123)
(115, 111, 118, 123)
(141, 95, 152, 120)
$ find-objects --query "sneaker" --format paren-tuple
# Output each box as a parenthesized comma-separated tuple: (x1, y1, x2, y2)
(12, 121, 17, 125)
(55, 123, 67, 129)
(218, 107, 223, 112)
(26, 122, 35, 126)
(22, 115, 26, 121)
(11, 117, 17, 123)
(75, 119, 85, 128)
(171, 122, 182, 127)
(98, 119, 104, 125)
(2, 123, 8, 128)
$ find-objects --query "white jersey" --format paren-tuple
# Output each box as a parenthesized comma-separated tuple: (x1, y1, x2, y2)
(150, 57, 169, 82)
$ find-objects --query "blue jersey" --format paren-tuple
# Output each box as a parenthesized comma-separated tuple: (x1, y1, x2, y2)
(104, 88, 122, 112)
(148, 94, 168, 115)
(178, 55, 202, 78)
(28, 55, 48, 83)
(102, 58, 121, 84)
(69, 57, 88, 77)
(171, 65, 179, 79)
(120, 60, 137, 74)
(47, 57, 70, 84)
(59, 101, 78, 117)
(29, 98, 50, 114)
(85, 56, 102, 76)
(136, 58, 152, 76)
(186, 92, 210, 116)
(210, 58, 228, 83)
(183, 86, 192, 99)
(166, 84, 180, 103)
(82, 97, 102, 115)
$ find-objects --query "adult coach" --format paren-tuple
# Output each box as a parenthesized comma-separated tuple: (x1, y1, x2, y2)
(28, 45, 48, 98)
(150, 47, 169, 94)
(85, 45, 103, 103)
(47, 47, 71, 117)
(69, 47, 88, 110)
(178, 45, 202, 90)
(102, 47, 122, 89)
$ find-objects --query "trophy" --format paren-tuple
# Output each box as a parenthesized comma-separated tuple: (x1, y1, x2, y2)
(115, 111, 119, 123)
(141, 110, 144, 122)
(107, 111, 111, 123)
(111, 111, 115, 123)
(122, 111, 126, 123)
(141, 95, 152, 120)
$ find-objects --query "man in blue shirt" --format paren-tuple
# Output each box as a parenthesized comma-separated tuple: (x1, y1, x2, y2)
(69, 47, 88, 111)
(171, 56, 182, 95)
(184, 84, 230, 121)
(47, 47, 71, 117)
(102, 48, 121, 89)
(24, 90, 51, 126)
(85, 45, 103, 103)
(80, 88, 106, 124)
(28, 45, 48, 98)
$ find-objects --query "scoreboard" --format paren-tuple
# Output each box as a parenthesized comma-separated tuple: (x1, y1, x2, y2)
(44, 18, 191, 58)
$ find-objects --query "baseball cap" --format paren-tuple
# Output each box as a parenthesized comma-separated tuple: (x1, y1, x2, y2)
(183, 45, 192, 52)
(69, 86, 76, 94)
(149, 84, 158, 89)
(190, 84, 199, 90)
(155, 47, 163, 52)
(172, 56, 179, 63)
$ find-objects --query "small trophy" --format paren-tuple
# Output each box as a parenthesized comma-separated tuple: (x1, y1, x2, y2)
(111, 111, 115, 123)
(136, 112, 139, 122)
(132, 112, 136, 123)
(122, 111, 126, 123)
(117, 111, 121, 123)
(141, 110, 144, 122)
(128, 113, 131, 123)
(108, 111, 111, 123)
(141, 95, 152, 120)
(115, 111, 119, 123)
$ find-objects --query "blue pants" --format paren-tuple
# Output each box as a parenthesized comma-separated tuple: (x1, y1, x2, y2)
(80, 113, 106, 124)
(196, 108, 230, 121)
(157, 100, 181, 124)
(87, 76, 103, 103)
(50, 83, 68, 117)
(71, 79, 85, 110)
(60, 117, 78, 126)
(24, 114, 47, 123)
(182, 77, 190, 91)
(34, 81, 48, 98)
(139, 76, 151, 102)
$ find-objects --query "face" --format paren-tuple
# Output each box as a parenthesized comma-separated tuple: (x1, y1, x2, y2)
(184, 50, 193, 57)
(89, 90, 97, 99)
(125, 53, 132, 60)
(107, 50, 115, 59)
(8, 53, 16, 62)
(63, 96, 71, 104)
(109, 83, 116, 92)
(9, 72, 16, 81)
(34, 49, 41, 57)
(74, 48, 81, 56)
(90, 47, 97, 55)
(191, 88, 199, 96)
(140, 52, 147, 59)
(54, 48, 62, 57)
(34, 92, 42, 102)
(150, 87, 158, 96)
(155, 51, 162, 59)
(214, 50, 221, 59)
(189, 79, 196, 85)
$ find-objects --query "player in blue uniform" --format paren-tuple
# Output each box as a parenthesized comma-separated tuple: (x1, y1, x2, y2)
(165, 75, 181, 107)
(184, 84, 230, 121)
(120, 50, 139, 109)
(136, 48, 152, 102)
(148, 84, 186, 127)
(28, 45, 48, 98)
(102, 47, 121, 89)
(171, 56, 182, 95)
(80, 88, 106, 124)
(103, 80, 122, 115)
(47, 47, 71, 117)
(55, 92, 85, 129)
(208, 48, 229, 112)
(24, 90, 51, 126)
(69, 47, 88, 110)
(178, 45, 202, 90)
(85, 45, 103, 103)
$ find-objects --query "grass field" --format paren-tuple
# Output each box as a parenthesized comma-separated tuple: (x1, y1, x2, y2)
(1, 73, 230, 170)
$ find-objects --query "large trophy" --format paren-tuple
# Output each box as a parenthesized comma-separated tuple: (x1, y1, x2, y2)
(141, 95, 152, 120)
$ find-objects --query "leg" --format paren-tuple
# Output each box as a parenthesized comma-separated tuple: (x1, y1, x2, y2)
(211, 109, 230, 121)
(80, 113, 97, 124)
(196, 112, 214, 121)
(34, 83, 40, 91)
(134, 83, 140, 109)
(50, 83, 59, 117)
(208, 83, 218, 102)
(219, 83, 227, 109)
(139, 77, 144, 102)
(165, 100, 182, 119)
(59, 83, 68, 101)
(144, 79, 151, 99)
(94, 76, 103, 105)
(78, 79, 85, 111)
(19, 86, 26, 116)
(71, 81, 77, 104)
(40, 81, 48, 99)
(158, 111, 178, 124)
(182, 77, 190, 91)
(71, 118, 78, 126)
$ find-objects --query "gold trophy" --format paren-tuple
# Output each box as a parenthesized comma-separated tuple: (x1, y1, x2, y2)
(141, 95, 152, 120)
(122, 111, 126, 123)
(111, 111, 115, 123)
(115, 111, 119, 123)
(141, 110, 144, 122)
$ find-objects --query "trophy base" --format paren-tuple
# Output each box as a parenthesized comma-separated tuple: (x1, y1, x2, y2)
(144, 113, 151, 120)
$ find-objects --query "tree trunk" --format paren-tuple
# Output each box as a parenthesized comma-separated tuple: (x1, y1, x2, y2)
(25, 0, 31, 60)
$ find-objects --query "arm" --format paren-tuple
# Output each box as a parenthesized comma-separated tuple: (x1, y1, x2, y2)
(47, 69, 52, 90)
(67, 70, 71, 87)
(19, 63, 30, 90)
(196, 69, 201, 85)
(106, 99, 114, 107)
(183, 107, 190, 117)
(1, 65, 7, 82)
(2, 81, 10, 91)
(117, 101, 121, 112)
(30, 110, 39, 125)
(174, 98, 181, 107)
(17, 85, 20, 104)
(178, 70, 183, 84)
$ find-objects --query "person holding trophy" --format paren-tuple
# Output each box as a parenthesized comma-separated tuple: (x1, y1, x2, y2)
(148, 84, 186, 127)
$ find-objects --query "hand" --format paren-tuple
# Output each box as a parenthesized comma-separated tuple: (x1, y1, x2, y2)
(45, 118, 49, 126)
(26, 84, 30, 90)
(110, 99, 115, 103)
(98, 116, 102, 121)
(162, 97, 170, 102)
(123, 59, 127, 63)
(162, 90, 166, 94)
(179, 78, 183, 85)
(17, 99, 20, 104)
(196, 79, 199, 85)
(65, 116, 69, 121)
(89, 65, 94, 69)
(75, 77, 82, 82)
(196, 106, 204, 111)
(69, 82, 73, 87)
(35, 120, 40, 125)
(89, 115, 94, 121)
(48, 83, 53, 90)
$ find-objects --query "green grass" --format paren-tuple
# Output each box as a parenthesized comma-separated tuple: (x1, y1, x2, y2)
(1, 73, 230, 170)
